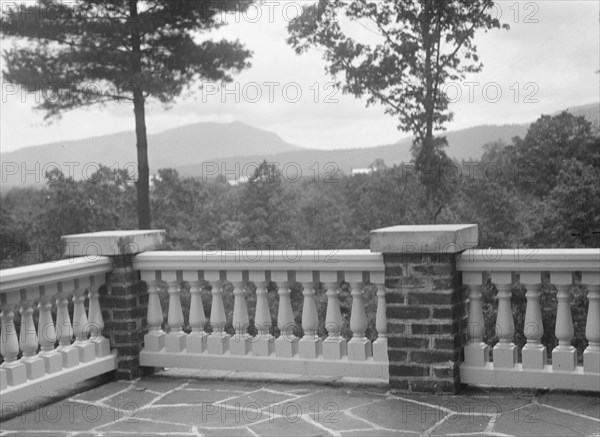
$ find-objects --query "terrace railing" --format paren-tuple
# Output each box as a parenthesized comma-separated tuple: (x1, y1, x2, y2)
(2, 226, 598, 400)
(134, 250, 388, 380)
(458, 249, 600, 391)
(0, 257, 116, 404)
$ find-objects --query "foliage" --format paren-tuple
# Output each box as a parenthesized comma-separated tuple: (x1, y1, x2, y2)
(509, 111, 596, 197)
(237, 161, 299, 249)
(345, 166, 428, 246)
(1, 0, 252, 228)
(528, 159, 600, 247)
(287, 0, 508, 214)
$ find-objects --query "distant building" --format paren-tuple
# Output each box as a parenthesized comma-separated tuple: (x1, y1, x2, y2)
(351, 168, 373, 176)
(227, 175, 250, 186)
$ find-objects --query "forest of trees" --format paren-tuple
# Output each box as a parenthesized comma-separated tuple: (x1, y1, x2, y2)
(2, 111, 598, 270)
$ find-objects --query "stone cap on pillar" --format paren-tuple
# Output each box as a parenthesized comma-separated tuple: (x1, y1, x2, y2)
(370, 224, 478, 254)
(62, 230, 166, 257)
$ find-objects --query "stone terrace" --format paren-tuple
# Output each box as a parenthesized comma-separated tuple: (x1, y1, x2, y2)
(1, 369, 599, 437)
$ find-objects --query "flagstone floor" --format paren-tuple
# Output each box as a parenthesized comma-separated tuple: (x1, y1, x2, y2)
(1, 369, 599, 437)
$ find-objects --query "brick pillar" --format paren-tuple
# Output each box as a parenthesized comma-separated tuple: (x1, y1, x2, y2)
(62, 230, 165, 380)
(370, 224, 478, 394)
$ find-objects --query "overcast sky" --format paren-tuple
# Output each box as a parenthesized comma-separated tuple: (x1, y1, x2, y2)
(1, 0, 598, 153)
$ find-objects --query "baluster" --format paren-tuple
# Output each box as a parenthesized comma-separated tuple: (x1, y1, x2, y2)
(273, 271, 298, 358)
(72, 279, 95, 362)
(184, 271, 207, 353)
(37, 290, 62, 373)
(20, 299, 45, 379)
(551, 272, 576, 371)
(583, 271, 600, 373)
(0, 305, 27, 386)
(346, 271, 371, 361)
(371, 271, 388, 362)
(250, 270, 274, 356)
(492, 272, 516, 368)
(520, 272, 546, 369)
(229, 271, 251, 355)
(207, 270, 229, 354)
(88, 274, 110, 357)
(142, 271, 165, 351)
(298, 271, 322, 359)
(322, 271, 346, 360)
(163, 271, 186, 353)
(463, 272, 489, 367)
(56, 283, 79, 368)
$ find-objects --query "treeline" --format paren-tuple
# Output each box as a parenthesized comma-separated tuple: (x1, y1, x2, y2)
(2, 111, 598, 269)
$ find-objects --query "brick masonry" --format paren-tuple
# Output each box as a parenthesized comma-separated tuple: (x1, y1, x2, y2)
(101, 255, 149, 380)
(383, 253, 468, 394)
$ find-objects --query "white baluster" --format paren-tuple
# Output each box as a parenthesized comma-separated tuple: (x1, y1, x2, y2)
(463, 272, 489, 367)
(250, 270, 274, 356)
(298, 271, 322, 359)
(492, 272, 516, 368)
(207, 270, 229, 354)
(322, 271, 346, 360)
(583, 271, 600, 373)
(372, 271, 388, 362)
(346, 271, 371, 361)
(72, 279, 95, 362)
(142, 271, 165, 351)
(37, 291, 62, 373)
(551, 272, 576, 371)
(163, 271, 186, 353)
(229, 270, 251, 355)
(0, 305, 27, 386)
(56, 283, 79, 368)
(184, 271, 207, 354)
(88, 274, 110, 357)
(20, 299, 45, 379)
(273, 270, 298, 358)
(520, 272, 546, 369)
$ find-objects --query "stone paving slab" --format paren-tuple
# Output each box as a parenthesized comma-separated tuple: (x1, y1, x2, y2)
(1, 369, 599, 437)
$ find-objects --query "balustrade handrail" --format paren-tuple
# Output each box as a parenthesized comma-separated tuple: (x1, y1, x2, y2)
(134, 249, 384, 272)
(457, 248, 600, 272)
(0, 256, 113, 295)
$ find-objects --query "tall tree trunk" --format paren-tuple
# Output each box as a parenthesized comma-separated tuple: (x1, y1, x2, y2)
(422, 1, 436, 218)
(134, 92, 151, 229)
(129, 0, 151, 229)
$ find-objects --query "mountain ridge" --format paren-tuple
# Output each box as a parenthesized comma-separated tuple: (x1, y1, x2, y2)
(1, 102, 597, 189)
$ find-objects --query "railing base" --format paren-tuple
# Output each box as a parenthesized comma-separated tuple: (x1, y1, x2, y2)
(140, 350, 389, 380)
(0, 351, 118, 406)
(460, 363, 600, 391)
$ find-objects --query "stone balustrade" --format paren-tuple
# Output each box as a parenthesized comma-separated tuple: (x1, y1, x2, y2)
(0, 256, 115, 403)
(134, 250, 389, 379)
(459, 249, 600, 391)
(2, 225, 599, 401)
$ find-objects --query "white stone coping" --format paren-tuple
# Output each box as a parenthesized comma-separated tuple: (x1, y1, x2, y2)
(134, 249, 384, 273)
(0, 256, 113, 298)
(370, 224, 478, 253)
(457, 248, 600, 274)
(62, 230, 165, 256)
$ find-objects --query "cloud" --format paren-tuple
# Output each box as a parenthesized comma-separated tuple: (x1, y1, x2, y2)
(0, 0, 597, 153)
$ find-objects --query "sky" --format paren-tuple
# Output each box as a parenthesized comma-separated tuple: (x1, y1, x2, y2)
(0, 0, 598, 153)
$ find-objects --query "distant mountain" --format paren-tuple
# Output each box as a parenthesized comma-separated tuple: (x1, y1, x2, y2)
(1, 102, 597, 189)
(176, 123, 530, 180)
(179, 102, 598, 179)
(0, 121, 303, 189)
